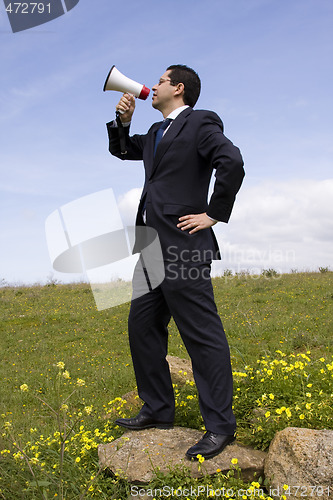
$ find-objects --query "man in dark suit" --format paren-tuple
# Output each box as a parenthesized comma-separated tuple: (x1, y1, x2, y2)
(107, 65, 245, 460)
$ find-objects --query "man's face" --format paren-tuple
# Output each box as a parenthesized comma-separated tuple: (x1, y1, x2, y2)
(151, 71, 176, 111)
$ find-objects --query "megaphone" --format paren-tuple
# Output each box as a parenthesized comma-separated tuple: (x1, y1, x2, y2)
(103, 65, 150, 100)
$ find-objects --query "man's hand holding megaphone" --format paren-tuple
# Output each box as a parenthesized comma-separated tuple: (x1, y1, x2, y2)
(103, 65, 150, 153)
(116, 93, 136, 123)
(103, 65, 150, 125)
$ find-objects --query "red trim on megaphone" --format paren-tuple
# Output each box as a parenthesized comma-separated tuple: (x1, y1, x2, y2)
(139, 85, 150, 100)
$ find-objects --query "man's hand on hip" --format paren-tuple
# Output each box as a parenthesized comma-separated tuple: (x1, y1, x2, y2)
(177, 213, 217, 234)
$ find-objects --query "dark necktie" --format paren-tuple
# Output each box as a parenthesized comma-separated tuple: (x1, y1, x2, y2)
(154, 118, 172, 156)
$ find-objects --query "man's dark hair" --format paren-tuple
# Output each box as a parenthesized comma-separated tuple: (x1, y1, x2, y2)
(167, 64, 201, 108)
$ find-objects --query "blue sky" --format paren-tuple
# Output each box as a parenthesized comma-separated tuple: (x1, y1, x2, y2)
(1, 0, 332, 284)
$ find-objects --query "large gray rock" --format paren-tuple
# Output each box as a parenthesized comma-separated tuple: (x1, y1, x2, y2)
(264, 427, 333, 499)
(98, 427, 266, 484)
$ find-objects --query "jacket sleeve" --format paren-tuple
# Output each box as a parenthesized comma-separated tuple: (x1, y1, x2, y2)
(197, 112, 245, 223)
(106, 121, 147, 161)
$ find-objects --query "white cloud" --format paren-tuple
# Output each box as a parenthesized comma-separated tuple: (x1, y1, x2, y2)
(117, 188, 141, 226)
(227, 178, 333, 239)
(213, 178, 333, 274)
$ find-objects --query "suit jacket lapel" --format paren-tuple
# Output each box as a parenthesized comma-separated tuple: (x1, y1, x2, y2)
(149, 107, 192, 179)
(145, 122, 161, 178)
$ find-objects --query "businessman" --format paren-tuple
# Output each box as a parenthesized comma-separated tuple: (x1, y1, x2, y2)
(107, 65, 245, 460)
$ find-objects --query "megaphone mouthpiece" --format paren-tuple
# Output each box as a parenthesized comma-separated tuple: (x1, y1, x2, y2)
(103, 65, 150, 100)
(138, 84, 150, 100)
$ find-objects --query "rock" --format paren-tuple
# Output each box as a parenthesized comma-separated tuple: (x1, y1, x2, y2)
(98, 427, 266, 484)
(264, 427, 333, 499)
(103, 391, 142, 420)
(103, 356, 193, 421)
(120, 391, 142, 412)
(166, 355, 194, 384)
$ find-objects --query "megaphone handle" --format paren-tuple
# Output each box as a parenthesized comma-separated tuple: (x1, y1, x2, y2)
(115, 111, 128, 155)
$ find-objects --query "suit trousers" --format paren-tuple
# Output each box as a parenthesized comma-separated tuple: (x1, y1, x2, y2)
(128, 260, 236, 435)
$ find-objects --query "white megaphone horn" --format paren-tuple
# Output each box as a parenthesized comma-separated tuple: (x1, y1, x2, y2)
(103, 65, 150, 100)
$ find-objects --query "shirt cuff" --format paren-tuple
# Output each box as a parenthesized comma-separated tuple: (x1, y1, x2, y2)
(207, 214, 218, 223)
(111, 119, 131, 128)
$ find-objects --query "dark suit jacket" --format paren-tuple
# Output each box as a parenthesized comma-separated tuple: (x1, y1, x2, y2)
(107, 107, 244, 262)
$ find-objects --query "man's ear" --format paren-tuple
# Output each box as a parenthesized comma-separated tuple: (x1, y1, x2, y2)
(174, 82, 185, 97)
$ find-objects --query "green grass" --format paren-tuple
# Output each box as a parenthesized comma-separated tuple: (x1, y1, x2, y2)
(0, 271, 332, 498)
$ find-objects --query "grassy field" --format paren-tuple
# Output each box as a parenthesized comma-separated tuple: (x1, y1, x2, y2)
(0, 271, 332, 498)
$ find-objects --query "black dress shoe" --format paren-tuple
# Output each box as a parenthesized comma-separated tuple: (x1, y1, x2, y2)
(115, 412, 173, 430)
(186, 431, 235, 460)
